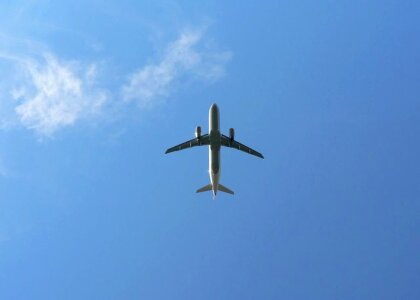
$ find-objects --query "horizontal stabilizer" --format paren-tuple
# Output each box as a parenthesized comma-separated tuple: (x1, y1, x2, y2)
(218, 184, 234, 195)
(196, 184, 212, 193)
(196, 183, 234, 195)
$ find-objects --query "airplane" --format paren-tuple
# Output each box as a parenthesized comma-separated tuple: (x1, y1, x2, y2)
(165, 103, 264, 197)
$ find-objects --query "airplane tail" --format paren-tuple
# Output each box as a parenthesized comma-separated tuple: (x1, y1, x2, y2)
(196, 183, 234, 195)
(218, 184, 234, 195)
(196, 184, 212, 193)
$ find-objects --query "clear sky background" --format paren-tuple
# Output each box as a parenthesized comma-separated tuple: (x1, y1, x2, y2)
(0, 1, 419, 299)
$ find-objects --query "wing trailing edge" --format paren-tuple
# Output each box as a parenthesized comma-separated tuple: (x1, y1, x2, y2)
(165, 134, 210, 154)
(220, 135, 264, 159)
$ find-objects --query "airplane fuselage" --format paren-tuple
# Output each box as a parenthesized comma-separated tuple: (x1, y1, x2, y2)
(209, 103, 221, 196)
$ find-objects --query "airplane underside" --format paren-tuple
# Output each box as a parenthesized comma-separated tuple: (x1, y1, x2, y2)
(165, 103, 263, 197)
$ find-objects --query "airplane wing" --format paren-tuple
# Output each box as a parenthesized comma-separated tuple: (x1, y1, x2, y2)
(165, 134, 210, 154)
(221, 134, 264, 159)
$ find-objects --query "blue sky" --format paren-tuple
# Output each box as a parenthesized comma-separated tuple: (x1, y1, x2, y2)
(0, 1, 419, 299)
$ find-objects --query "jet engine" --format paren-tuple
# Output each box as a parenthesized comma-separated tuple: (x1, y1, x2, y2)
(195, 126, 202, 139)
(229, 128, 235, 141)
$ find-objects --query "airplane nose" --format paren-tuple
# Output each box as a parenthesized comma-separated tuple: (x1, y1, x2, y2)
(210, 103, 218, 112)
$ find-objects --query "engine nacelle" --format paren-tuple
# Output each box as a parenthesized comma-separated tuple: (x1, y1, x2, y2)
(195, 126, 202, 139)
(229, 128, 235, 141)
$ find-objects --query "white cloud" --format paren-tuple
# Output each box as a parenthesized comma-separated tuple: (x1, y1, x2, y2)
(12, 54, 107, 136)
(0, 27, 231, 137)
(122, 29, 232, 107)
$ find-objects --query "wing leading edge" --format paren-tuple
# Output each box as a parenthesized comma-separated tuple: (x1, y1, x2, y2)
(221, 135, 264, 159)
(165, 134, 210, 154)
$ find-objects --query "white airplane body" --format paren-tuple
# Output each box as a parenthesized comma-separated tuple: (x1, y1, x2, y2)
(165, 103, 264, 197)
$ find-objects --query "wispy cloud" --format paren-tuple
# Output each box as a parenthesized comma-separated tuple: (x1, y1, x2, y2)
(122, 29, 232, 107)
(0, 27, 231, 137)
(11, 55, 107, 136)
